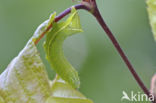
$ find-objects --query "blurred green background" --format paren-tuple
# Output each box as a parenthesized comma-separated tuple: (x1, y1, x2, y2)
(0, 0, 156, 103)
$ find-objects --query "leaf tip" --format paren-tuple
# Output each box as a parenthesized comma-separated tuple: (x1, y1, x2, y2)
(151, 74, 156, 95)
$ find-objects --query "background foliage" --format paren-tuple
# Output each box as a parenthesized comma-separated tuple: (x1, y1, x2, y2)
(0, 0, 155, 103)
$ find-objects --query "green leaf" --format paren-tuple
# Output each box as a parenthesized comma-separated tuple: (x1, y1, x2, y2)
(46, 76, 93, 103)
(44, 7, 83, 88)
(0, 40, 51, 103)
(147, 0, 156, 40)
(151, 74, 156, 95)
(0, 12, 57, 103)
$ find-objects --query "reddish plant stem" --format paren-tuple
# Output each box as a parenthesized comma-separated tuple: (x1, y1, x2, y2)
(94, 6, 151, 95)
(92, 2, 155, 102)
(34, 2, 155, 102)
(55, 4, 90, 22)
(96, 7, 148, 92)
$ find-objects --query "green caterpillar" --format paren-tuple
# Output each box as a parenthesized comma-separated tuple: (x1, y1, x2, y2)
(44, 7, 82, 88)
